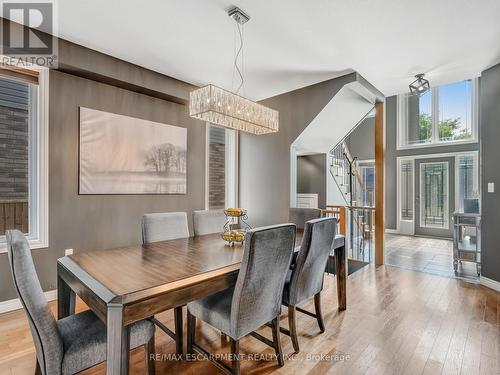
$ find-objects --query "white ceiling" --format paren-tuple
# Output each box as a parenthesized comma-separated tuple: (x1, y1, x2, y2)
(44, 1, 500, 99)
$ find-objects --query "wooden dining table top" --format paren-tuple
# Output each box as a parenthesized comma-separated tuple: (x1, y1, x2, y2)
(62, 232, 304, 306)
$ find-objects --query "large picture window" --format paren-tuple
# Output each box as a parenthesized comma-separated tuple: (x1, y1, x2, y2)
(206, 124, 237, 209)
(0, 69, 48, 251)
(398, 78, 478, 149)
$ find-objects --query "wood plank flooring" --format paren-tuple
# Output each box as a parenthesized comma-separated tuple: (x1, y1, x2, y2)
(0, 265, 498, 374)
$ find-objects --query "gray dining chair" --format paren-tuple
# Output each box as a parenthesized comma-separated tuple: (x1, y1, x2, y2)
(141, 211, 189, 243)
(289, 207, 322, 230)
(281, 217, 337, 353)
(6, 229, 155, 375)
(186, 223, 297, 375)
(192, 209, 226, 236)
(141, 211, 189, 356)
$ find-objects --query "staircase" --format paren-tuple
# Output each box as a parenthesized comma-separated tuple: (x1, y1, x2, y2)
(329, 142, 365, 207)
(328, 141, 374, 262)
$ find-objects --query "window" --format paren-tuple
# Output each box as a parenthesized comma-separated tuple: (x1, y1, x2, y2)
(0, 69, 48, 251)
(398, 78, 478, 149)
(456, 153, 479, 212)
(359, 163, 375, 206)
(206, 124, 237, 209)
(400, 160, 414, 220)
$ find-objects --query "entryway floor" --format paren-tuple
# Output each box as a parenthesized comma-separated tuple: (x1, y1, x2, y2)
(385, 234, 480, 281)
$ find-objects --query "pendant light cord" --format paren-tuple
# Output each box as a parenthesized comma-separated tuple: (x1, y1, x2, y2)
(234, 21, 244, 94)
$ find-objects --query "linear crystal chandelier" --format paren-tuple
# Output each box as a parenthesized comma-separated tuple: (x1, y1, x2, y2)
(189, 6, 279, 135)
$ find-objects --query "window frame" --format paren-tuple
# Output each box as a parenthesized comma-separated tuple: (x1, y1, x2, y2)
(205, 123, 238, 210)
(397, 78, 479, 150)
(0, 68, 49, 253)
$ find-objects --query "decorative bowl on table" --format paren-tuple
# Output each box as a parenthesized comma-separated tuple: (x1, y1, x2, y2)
(222, 230, 246, 243)
(222, 208, 251, 246)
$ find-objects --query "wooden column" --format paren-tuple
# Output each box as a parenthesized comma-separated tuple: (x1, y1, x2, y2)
(375, 101, 385, 266)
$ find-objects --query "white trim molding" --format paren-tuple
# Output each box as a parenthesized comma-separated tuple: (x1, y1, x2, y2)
(385, 229, 399, 234)
(0, 290, 56, 314)
(480, 276, 500, 293)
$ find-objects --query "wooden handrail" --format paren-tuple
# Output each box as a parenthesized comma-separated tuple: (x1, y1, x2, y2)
(0, 64, 39, 85)
(322, 207, 346, 236)
(0, 199, 28, 204)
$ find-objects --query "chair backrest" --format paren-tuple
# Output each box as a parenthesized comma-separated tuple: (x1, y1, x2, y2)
(6, 230, 63, 375)
(289, 208, 322, 230)
(230, 224, 296, 339)
(141, 212, 189, 243)
(192, 209, 226, 236)
(288, 217, 337, 305)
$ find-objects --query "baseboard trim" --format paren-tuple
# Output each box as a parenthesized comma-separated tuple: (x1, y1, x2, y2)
(385, 229, 399, 234)
(0, 290, 57, 314)
(480, 276, 500, 293)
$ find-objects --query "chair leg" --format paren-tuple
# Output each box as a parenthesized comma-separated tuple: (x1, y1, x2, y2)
(271, 317, 284, 367)
(145, 335, 156, 375)
(314, 293, 325, 333)
(34, 360, 41, 375)
(230, 338, 240, 375)
(186, 309, 196, 355)
(174, 306, 183, 356)
(288, 305, 300, 353)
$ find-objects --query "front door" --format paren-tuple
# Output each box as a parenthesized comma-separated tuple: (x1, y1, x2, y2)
(414, 157, 455, 238)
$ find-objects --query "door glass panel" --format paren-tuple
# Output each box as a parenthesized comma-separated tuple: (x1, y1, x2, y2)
(400, 160, 414, 220)
(420, 162, 449, 229)
(456, 154, 478, 212)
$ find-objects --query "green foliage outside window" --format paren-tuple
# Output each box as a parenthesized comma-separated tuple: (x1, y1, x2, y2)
(419, 113, 472, 142)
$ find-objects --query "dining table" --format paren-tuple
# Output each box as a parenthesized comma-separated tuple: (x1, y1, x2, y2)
(57, 232, 346, 375)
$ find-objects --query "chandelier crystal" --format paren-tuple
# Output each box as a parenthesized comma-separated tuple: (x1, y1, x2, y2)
(189, 85, 279, 135)
(189, 6, 279, 135)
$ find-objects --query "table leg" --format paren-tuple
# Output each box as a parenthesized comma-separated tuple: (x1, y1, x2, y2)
(107, 304, 130, 375)
(57, 274, 75, 319)
(334, 244, 346, 310)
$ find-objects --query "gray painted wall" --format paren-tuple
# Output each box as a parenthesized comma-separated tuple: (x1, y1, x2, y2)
(480, 62, 500, 283)
(345, 116, 374, 161)
(297, 154, 327, 208)
(385, 96, 479, 230)
(0, 70, 206, 301)
(239, 73, 359, 227)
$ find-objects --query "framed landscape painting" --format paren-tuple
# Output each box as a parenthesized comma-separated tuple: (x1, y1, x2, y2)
(79, 107, 187, 194)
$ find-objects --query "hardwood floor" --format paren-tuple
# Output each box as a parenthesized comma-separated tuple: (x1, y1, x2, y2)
(0, 265, 498, 374)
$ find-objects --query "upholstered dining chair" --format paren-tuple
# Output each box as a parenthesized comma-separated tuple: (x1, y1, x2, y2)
(141, 211, 189, 356)
(6, 229, 155, 375)
(186, 224, 297, 375)
(192, 209, 226, 236)
(289, 207, 322, 230)
(281, 217, 337, 353)
(141, 211, 189, 243)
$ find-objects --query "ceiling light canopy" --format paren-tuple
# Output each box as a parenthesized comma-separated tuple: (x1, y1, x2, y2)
(409, 73, 430, 96)
(189, 6, 279, 135)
